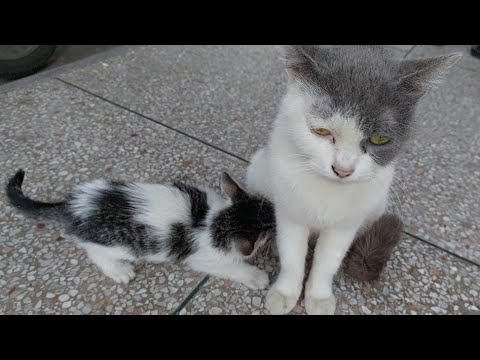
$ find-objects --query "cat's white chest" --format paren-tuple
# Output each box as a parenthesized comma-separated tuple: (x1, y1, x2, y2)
(273, 165, 391, 229)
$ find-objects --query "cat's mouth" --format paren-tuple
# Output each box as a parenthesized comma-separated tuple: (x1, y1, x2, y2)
(324, 170, 362, 184)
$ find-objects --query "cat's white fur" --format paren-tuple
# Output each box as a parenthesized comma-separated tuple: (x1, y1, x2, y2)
(246, 84, 394, 314)
(69, 180, 111, 219)
(80, 242, 137, 283)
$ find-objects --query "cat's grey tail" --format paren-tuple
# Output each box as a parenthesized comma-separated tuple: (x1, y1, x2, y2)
(6, 169, 67, 220)
(343, 214, 403, 282)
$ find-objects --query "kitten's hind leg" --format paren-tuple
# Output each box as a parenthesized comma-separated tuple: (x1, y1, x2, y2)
(80, 243, 137, 284)
(189, 260, 270, 290)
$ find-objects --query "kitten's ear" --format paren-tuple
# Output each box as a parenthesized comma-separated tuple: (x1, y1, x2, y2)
(397, 53, 462, 97)
(220, 172, 246, 200)
(235, 238, 254, 256)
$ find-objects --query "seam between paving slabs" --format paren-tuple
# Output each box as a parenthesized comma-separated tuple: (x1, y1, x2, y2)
(403, 45, 416, 59)
(177, 231, 479, 315)
(56, 78, 480, 270)
(404, 231, 479, 267)
(172, 275, 210, 315)
(56, 78, 248, 163)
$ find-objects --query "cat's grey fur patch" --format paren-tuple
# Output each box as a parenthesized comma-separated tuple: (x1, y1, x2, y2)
(284, 45, 461, 165)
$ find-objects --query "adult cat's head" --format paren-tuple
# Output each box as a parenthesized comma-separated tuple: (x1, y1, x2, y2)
(279, 45, 460, 183)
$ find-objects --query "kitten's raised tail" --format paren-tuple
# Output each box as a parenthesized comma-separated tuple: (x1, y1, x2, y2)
(343, 214, 403, 282)
(6, 169, 67, 220)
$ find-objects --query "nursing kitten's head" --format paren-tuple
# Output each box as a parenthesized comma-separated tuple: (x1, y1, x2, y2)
(212, 172, 276, 257)
(280, 45, 461, 183)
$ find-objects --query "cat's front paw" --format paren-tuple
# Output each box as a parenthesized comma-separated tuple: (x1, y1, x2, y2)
(305, 294, 336, 315)
(104, 262, 136, 284)
(242, 268, 270, 290)
(265, 287, 298, 315)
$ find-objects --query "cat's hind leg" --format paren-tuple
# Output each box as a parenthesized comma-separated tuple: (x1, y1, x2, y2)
(80, 242, 137, 284)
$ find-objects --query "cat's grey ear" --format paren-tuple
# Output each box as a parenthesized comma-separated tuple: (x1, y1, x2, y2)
(397, 53, 462, 97)
(220, 172, 245, 200)
(282, 45, 327, 78)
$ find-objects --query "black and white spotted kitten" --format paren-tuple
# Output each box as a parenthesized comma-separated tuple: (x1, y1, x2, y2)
(6, 170, 275, 289)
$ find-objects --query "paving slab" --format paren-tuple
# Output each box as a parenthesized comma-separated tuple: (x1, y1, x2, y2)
(393, 65, 480, 263)
(181, 234, 480, 315)
(60, 45, 286, 160)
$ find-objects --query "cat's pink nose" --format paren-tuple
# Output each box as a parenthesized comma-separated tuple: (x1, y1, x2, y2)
(332, 166, 354, 178)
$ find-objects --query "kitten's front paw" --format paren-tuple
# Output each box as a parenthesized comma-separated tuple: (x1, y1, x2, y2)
(305, 294, 336, 315)
(242, 268, 270, 290)
(265, 287, 298, 315)
(104, 262, 136, 284)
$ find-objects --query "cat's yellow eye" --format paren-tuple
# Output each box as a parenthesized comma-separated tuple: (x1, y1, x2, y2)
(312, 128, 332, 136)
(369, 135, 391, 145)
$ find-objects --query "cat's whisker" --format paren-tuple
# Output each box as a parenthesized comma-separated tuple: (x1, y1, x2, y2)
(391, 179, 408, 200)
(292, 166, 315, 176)
(387, 195, 401, 218)
(286, 154, 311, 162)
(391, 174, 409, 197)
(387, 187, 403, 217)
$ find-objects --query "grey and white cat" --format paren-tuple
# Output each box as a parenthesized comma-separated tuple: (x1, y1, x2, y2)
(7, 169, 275, 289)
(246, 45, 461, 314)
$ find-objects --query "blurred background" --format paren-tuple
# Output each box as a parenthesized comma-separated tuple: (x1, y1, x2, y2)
(0, 45, 120, 85)
(1, 45, 479, 87)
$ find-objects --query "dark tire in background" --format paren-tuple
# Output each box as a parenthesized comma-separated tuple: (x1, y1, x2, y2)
(472, 46, 480, 60)
(0, 45, 57, 80)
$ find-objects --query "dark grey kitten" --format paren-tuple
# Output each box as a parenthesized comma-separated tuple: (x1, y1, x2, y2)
(7, 170, 275, 289)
